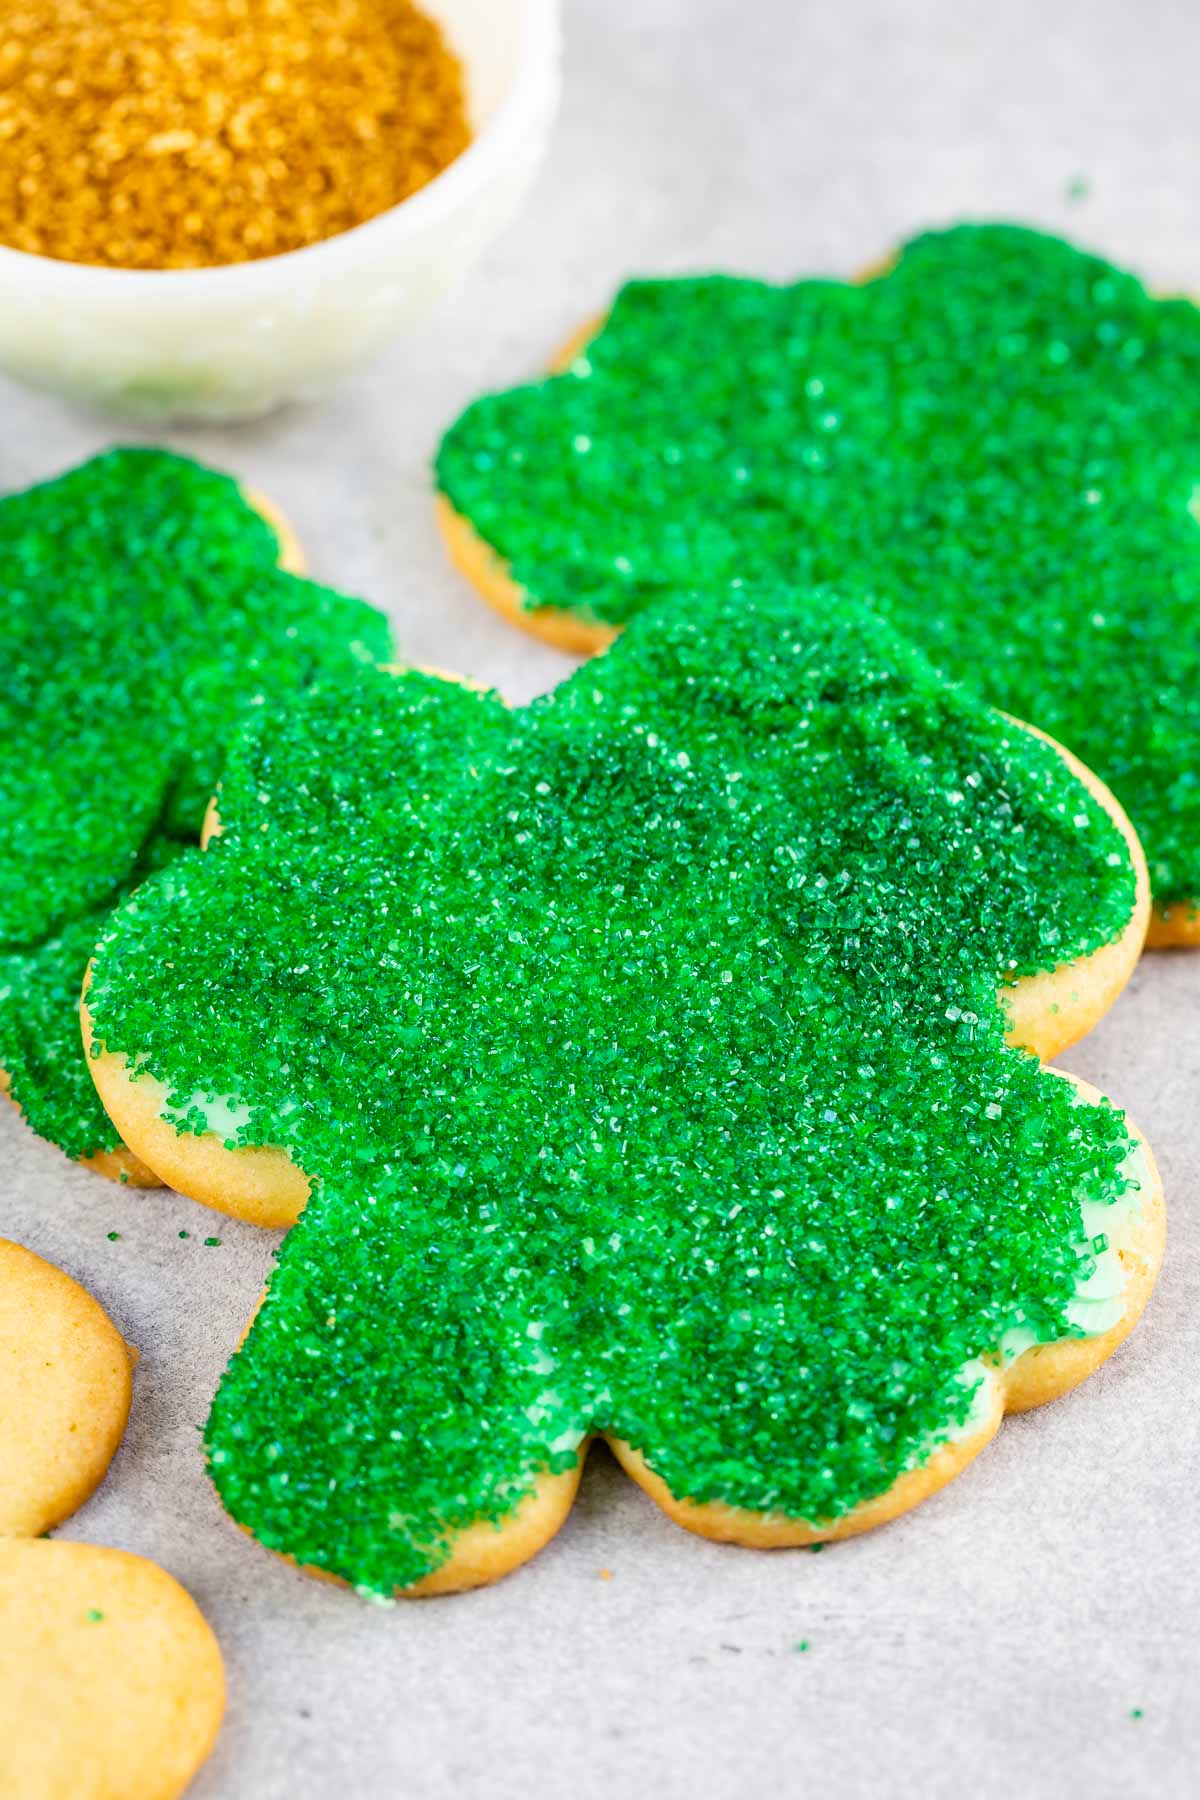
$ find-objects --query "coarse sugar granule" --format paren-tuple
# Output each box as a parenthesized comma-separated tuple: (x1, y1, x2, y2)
(0, 0, 469, 269)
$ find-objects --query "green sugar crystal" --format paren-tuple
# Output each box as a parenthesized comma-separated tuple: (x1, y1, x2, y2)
(437, 223, 1200, 908)
(87, 585, 1141, 1594)
(0, 448, 391, 1163)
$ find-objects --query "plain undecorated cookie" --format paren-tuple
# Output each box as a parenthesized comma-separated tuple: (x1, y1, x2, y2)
(0, 1539, 225, 1800)
(0, 1238, 225, 1796)
(0, 1238, 133, 1537)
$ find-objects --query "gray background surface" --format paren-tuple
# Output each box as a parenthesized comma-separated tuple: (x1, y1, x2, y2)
(4, 1, 1200, 1794)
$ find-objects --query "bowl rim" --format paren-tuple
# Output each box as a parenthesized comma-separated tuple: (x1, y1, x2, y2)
(0, 0, 561, 297)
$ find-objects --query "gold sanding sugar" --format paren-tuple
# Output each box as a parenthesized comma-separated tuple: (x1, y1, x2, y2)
(0, 0, 471, 269)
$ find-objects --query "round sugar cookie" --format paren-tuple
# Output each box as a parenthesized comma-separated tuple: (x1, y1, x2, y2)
(0, 1239, 133, 1538)
(0, 1239, 225, 1794)
(0, 1539, 224, 1800)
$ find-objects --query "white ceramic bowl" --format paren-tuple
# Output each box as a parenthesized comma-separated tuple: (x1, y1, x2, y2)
(0, 0, 560, 423)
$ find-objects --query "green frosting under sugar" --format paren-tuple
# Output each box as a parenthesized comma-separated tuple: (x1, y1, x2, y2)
(437, 222, 1200, 908)
(0, 448, 391, 1162)
(86, 586, 1142, 1593)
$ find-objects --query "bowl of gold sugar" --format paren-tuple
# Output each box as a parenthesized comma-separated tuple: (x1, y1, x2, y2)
(0, 0, 560, 421)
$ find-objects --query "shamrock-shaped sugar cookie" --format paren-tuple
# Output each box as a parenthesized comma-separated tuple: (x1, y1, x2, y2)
(84, 586, 1161, 1595)
(0, 447, 390, 1181)
(436, 222, 1200, 934)
(0, 1238, 224, 1796)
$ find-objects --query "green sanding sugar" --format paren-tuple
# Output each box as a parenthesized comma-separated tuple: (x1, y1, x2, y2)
(436, 222, 1200, 908)
(0, 448, 392, 1163)
(87, 586, 1140, 1593)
